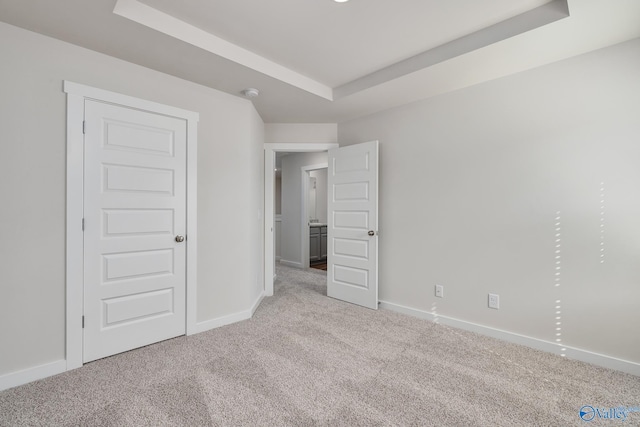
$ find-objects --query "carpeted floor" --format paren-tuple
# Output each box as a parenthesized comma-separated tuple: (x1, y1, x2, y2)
(1, 264, 639, 426)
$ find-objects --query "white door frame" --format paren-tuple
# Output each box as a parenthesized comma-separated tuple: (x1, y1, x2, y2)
(301, 163, 328, 269)
(264, 143, 338, 296)
(64, 81, 199, 370)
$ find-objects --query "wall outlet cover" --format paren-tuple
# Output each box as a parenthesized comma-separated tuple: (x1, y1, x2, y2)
(488, 293, 500, 309)
(435, 284, 444, 298)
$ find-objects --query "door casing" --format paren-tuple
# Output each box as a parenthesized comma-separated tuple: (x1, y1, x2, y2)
(264, 143, 338, 296)
(64, 81, 199, 370)
(301, 163, 328, 269)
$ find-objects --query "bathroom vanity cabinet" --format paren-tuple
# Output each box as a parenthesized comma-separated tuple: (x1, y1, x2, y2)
(310, 224, 327, 263)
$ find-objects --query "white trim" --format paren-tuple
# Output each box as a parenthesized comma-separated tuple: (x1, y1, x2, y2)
(191, 308, 251, 334)
(191, 313, 250, 334)
(65, 91, 85, 371)
(264, 148, 275, 296)
(251, 292, 266, 316)
(264, 143, 338, 297)
(279, 259, 304, 269)
(275, 215, 282, 261)
(0, 360, 66, 392)
(191, 290, 264, 335)
(301, 163, 328, 269)
(185, 116, 199, 335)
(64, 81, 200, 366)
(379, 300, 640, 377)
(63, 81, 199, 121)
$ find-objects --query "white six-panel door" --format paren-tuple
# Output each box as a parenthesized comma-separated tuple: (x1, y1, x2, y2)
(83, 100, 187, 362)
(327, 141, 379, 309)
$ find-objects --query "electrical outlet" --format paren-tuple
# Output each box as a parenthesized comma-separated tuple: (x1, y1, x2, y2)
(488, 293, 500, 309)
(435, 284, 444, 298)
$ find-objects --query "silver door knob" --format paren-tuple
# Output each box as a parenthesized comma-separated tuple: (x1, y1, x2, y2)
(175, 235, 185, 243)
(368, 230, 375, 236)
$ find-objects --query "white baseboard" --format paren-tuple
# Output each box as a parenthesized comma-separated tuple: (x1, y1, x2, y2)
(0, 359, 66, 392)
(250, 291, 266, 316)
(190, 310, 252, 334)
(379, 300, 640, 377)
(190, 291, 267, 335)
(2, 293, 269, 392)
(280, 259, 303, 269)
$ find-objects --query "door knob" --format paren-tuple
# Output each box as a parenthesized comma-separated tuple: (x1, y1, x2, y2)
(175, 235, 185, 242)
(368, 230, 375, 236)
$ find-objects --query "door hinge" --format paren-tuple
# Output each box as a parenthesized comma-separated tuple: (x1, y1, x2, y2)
(82, 316, 85, 329)
(82, 121, 86, 134)
(82, 218, 85, 231)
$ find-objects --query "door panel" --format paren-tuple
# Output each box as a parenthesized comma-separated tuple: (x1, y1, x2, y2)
(327, 141, 379, 309)
(334, 182, 369, 200)
(103, 288, 174, 327)
(103, 209, 174, 236)
(333, 238, 368, 259)
(103, 119, 175, 155)
(102, 249, 174, 282)
(83, 100, 187, 362)
(334, 211, 369, 229)
(103, 164, 175, 195)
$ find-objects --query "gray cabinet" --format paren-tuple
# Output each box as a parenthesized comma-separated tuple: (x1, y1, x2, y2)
(310, 225, 328, 264)
(320, 226, 327, 260)
(310, 226, 320, 262)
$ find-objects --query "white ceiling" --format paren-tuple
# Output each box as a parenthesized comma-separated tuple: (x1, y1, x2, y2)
(0, 0, 639, 123)
(138, 0, 552, 87)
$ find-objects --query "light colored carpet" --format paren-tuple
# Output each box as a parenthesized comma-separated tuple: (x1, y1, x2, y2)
(1, 264, 639, 426)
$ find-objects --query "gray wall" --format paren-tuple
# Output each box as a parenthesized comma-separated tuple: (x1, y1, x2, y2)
(0, 22, 264, 376)
(265, 124, 337, 144)
(281, 152, 328, 267)
(309, 169, 328, 224)
(339, 38, 640, 364)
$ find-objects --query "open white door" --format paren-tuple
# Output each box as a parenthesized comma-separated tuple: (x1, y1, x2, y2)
(327, 141, 379, 309)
